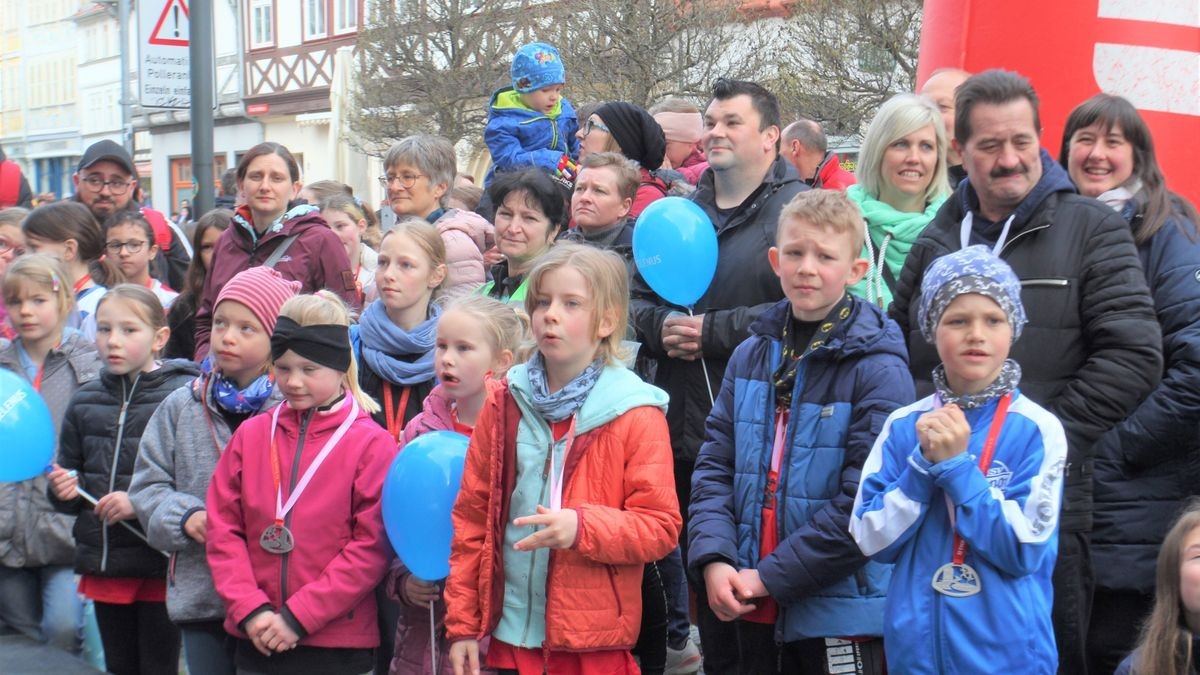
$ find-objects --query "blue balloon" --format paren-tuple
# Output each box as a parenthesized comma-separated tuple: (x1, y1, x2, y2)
(0, 370, 55, 482)
(633, 197, 718, 307)
(382, 431, 470, 580)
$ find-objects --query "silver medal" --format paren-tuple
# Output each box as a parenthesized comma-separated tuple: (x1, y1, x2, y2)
(260, 524, 294, 554)
(931, 562, 981, 597)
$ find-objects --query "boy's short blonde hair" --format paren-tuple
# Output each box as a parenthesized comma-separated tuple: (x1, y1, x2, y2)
(776, 189, 866, 258)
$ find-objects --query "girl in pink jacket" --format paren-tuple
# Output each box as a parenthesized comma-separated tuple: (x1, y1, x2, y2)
(206, 291, 396, 675)
(387, 295, 525, 675)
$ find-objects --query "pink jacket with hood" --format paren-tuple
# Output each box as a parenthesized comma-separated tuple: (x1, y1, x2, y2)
(434, 209, 495, 299)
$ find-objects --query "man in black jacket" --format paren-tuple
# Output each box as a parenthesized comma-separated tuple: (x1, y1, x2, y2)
(631, 78, 805, 674)
(890, 70, 1162, 675)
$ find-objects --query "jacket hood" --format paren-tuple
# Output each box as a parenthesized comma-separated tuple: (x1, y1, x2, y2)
(507, 363, 668, 435)
(230, 203, 326, 249)
(435, 208, 494, 252)
(959, 149, 1076, 229)
(750, 297, 908, 364)
(488, 87, 576, 122)
(99, 357, 200, 389)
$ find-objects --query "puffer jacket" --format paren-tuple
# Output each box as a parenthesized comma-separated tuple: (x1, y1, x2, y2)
(631, 155, 806, 462)
(0, 331, 100, 568)
(193, 203, 357, 359)
(1092, 200, 1200, 593)
(129, 374, 284, 622)
(50, 359, 199, 577)
(689, 297, 913, 641)
(889, 152, 1162, 532)
(435, 208, 495, 300)
(444, 364, 681, 652)
(484, 87, 579, 184)
(814, 152, 856, 191)
(205, 396, 396, 648)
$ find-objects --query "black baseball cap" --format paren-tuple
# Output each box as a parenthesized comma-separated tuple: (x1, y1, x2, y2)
(78, 140, 135, 176)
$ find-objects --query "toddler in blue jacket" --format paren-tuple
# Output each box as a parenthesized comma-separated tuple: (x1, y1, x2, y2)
(688, 190, 914, 674)
(851, 245, 1067, 674)
(484, 42, 579, 186)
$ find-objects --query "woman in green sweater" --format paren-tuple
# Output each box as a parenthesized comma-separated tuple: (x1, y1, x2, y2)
(848, 93, 950, 310)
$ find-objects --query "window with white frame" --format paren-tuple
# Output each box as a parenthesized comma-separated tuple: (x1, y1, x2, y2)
(250, 0, 274, 48)
(304, 0, 328, 40)
(334, 0, 357, 33)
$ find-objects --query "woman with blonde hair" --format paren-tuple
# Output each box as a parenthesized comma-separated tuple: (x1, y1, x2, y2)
(848, 93, 950, 310)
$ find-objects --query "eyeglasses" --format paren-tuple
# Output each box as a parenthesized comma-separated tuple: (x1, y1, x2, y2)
(80, 176, 135, 195)
(378, 173, 427, 189)
(105, 240, 147, 254)
(582, 119, 611, 138)
(0, 237, 24, 256)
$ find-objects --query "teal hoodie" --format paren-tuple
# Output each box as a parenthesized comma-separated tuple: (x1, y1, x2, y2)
(494, 362, 669, 648)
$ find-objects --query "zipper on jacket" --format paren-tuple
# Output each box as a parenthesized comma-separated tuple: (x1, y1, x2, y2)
(521, 438, 555, 647)
(280, 408, 314, 601)
(102, 374, 140, 573)
(997, 222, 1050, 257)
(605, 565, 624, 617)
(1020, 278, 1069, 287)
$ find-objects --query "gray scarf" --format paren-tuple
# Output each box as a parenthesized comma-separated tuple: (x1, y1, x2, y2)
(526, 353, 605, 423)
(932, 359, 1022, 409)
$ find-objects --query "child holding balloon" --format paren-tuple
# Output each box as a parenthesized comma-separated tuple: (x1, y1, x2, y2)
(0, 254, 99, 655)
(205, 292, 396, 675)
(47, 285, 199, 674)
(445, 244, 681, 675)
(386, 294, 525, 675)
(128, 266, 299, 675)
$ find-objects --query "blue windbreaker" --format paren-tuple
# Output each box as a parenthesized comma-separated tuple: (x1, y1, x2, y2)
(484, 87, 579, 185)
(851, 391, 1067, 674)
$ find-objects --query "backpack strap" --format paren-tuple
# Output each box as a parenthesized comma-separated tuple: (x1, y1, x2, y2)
(139, 208, 174, 251)
(263, 233, 301, 269)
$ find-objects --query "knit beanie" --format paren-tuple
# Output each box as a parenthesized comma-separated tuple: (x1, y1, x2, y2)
(918, 245, 1026, 344)
(511, 42, 566, 94)
(214, 266, 302, 335)
(595, 102, 667, 171)
(653, 111, 703, 144)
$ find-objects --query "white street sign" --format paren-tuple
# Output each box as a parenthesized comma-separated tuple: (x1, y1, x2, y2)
(138, 0, 191, 109)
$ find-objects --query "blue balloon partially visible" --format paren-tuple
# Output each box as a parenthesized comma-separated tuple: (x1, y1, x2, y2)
(634, 197, 718, 307)
(382, 431, 470, 581)
(0, 370, 55, 482)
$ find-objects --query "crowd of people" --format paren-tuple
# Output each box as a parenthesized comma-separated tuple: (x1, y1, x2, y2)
(0, 38, 1197, 675)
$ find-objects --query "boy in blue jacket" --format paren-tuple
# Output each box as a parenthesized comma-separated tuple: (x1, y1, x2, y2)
(688, 189, 914, 674)
(484, 42, 579, 186)
(851, 245, 1067, 674)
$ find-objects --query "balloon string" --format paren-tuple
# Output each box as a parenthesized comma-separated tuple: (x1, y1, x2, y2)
(430, 601, 437, 674)
(688, 307, 716, 406)
(75, 485, 170, 559)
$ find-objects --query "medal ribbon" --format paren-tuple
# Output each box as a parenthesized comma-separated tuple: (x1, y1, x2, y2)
(268, 397, 360, 527)
(947, 392, 1012, 565)
(382, 382, 412, 442)
(547, 416, 578, 513)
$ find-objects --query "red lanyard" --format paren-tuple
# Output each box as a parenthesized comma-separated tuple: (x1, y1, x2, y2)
(73, 274, 91, 295)
(31, 338, 63, 392)
(547, 417, 578, 512)
(382, 382, 412, 442)
(949, 393, 1012, 564)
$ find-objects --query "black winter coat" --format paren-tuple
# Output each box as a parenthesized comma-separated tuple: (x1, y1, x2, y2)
(631, 156, 806, 463)
(1092, 200, 1200, 593)
(890, 153, 1163, 533)
(50, 359, 199, 577)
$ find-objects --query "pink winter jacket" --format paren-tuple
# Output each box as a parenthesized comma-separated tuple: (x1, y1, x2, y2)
(435, 209, 495, 300)
(206, 397, 397, 649)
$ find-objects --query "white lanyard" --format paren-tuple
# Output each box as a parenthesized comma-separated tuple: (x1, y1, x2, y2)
(268, 397, 359, 522)
(960, 212, 1016, 256)
(547, 417, 578, 513)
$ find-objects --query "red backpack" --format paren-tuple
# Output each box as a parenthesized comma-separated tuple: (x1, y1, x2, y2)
(0, 161, 21, 208)
(139, 206, 175, 251)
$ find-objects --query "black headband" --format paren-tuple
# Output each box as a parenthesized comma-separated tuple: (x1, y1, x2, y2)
(270, 316, 352, 372)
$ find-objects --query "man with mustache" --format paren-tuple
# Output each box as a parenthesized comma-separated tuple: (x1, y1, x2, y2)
(73, 140, 190, 290)
(890, 69, 1162, 675)
(631, 77, 805, 675)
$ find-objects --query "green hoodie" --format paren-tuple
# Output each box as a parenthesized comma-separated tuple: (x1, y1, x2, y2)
(494, 362, 668, 648)
(847, 184, 947, 310)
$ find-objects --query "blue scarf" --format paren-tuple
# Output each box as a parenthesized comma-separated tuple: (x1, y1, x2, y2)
(358, 299, 441, 386)
(200, 355, 276, 414)
(526, 353, 605, 423)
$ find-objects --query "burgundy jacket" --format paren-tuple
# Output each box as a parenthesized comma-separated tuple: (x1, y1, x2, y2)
(193, 204, 357, 359)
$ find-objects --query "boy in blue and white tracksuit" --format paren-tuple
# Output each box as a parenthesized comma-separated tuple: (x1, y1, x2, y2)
(851, 246, 1067, 674)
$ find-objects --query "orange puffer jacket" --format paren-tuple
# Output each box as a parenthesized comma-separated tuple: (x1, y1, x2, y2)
(444, 374, 681, 651)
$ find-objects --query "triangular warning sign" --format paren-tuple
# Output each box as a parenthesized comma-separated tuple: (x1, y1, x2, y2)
(148, 0, 190, 47)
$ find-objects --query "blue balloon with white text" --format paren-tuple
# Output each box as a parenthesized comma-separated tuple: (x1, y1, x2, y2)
(0, 370, 55, 482)
(382, 431, 469, 580)
(634, 197, 718, 307)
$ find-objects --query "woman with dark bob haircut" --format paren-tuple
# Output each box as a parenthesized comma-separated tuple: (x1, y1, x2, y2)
(476, 169, 569, 305)
(190, 142, 357, 359)
(1060, 93, 1200, 674)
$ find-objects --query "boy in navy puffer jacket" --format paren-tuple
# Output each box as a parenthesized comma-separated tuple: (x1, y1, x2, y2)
(851, 246, 1067, 674)
(689, 190, 913, 673)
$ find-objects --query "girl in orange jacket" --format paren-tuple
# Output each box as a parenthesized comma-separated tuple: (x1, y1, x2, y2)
(445, 244, 681, 675)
